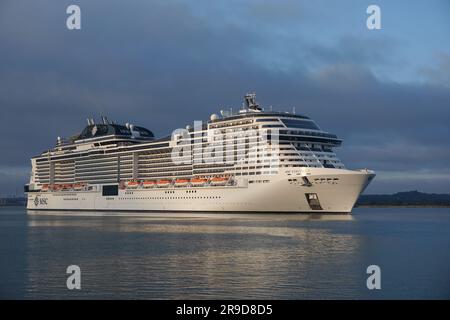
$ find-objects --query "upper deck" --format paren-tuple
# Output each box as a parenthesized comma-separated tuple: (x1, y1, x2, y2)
(32, 93, 341, 161)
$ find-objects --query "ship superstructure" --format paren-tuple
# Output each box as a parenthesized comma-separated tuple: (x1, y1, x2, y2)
(25, 94, 374, 213)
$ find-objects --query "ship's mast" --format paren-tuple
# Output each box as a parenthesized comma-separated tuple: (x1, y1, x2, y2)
(244, 93, 262, 111)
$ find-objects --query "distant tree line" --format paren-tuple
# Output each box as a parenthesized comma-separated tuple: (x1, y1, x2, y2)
(2, 191, 450, 207)
(0, 197, 27, 206)
(357, 191, 450, 207)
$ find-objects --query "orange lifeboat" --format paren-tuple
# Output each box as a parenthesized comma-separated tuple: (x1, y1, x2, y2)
(174, 179, 189, 187)
(73, 183, 85, 191)
(157, 179, 171, 187)
(126, 180, 140, 188)
(41, 184, 49, 192)
(210, 176, 229, 186)
(142, 180, 156, 188)
(190, 178, 208, 187)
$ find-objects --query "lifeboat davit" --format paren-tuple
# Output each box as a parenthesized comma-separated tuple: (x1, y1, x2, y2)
(174, 179, 189, 187)
(126, 180, 140, 188)
(190, 178, 207, 187)
(142, 180, 156, 188)
(157, 179, 171, 187)
(209, 176, 229, 186)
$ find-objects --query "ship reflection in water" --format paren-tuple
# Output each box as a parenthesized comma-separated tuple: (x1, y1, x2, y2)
(3, 208, 448, 299)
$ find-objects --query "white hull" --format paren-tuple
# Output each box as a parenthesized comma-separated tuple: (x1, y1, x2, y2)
(26, 168, 374, 214)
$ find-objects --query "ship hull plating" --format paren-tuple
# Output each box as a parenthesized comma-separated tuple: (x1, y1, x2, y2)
(27, 168, 374, 214)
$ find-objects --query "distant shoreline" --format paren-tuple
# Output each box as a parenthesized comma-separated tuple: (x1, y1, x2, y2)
(356, 205, 450, 208)
(2, 190, 450, 209)
(0, 205, 26, 207)
(1, 205, 449, 209)
(356, 191, 450, 208)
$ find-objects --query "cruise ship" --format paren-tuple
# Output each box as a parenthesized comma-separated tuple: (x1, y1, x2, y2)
(25, 94, 375, 213)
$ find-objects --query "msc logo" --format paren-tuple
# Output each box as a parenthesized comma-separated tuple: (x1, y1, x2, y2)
(34, 196, 48, 206)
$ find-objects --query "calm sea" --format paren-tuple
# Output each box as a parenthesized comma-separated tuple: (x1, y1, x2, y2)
(0, 207, 449, 299)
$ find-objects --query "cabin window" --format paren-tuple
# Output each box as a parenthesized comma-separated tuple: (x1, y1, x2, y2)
(281, 119, 320, 130)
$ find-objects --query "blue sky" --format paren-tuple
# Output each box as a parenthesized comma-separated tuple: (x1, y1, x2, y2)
(0, 0, 449, 195)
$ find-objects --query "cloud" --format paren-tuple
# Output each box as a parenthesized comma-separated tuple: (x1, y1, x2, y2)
(420, 52, 450, 88)
(0, 0, 449, 194)
(0, 165, 29, 196)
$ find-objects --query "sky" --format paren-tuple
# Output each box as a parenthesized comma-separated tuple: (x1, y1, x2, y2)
(0, 0, 449, 195)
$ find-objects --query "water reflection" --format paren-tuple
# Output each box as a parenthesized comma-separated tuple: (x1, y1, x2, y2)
(25, 210, 365, 299)
(27, 210, 354, 221)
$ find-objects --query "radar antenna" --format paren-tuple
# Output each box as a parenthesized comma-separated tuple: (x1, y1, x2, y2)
(244, 93, 262, 111)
